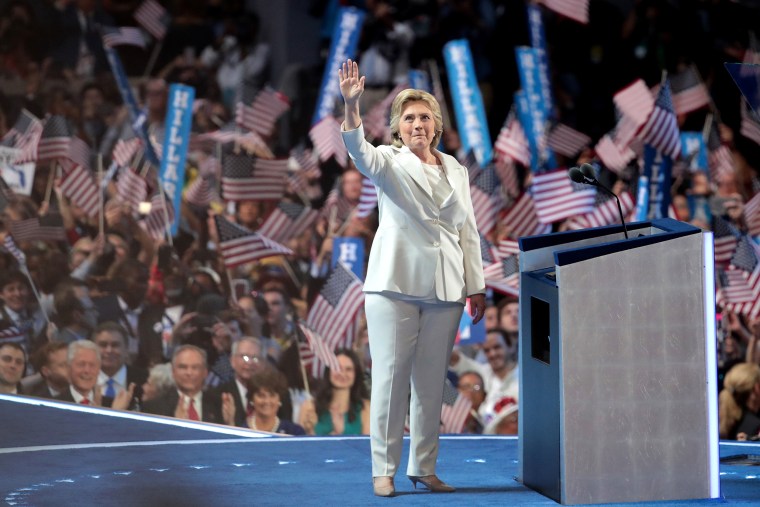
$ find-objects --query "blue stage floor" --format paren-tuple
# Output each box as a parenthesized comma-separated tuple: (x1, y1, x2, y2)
(2, 395, 759, 507)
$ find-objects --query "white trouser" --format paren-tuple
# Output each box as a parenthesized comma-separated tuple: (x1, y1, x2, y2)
(365, 293, 463, 478)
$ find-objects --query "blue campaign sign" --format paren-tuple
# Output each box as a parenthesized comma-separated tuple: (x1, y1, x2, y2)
(408, 69, 431, 92)
(515, 46, 556, 171)
(443, 39, 493, 166)
(642, 144, 673, 220)
(680, 132, 707, 171)
(312, 7, 365, 126)
(456, 298, 486, 345)
(160, 84, 195, 235)
(103, 46, 159, 166)
(526, 4, 554, 113)
(331, 237, 365, 280)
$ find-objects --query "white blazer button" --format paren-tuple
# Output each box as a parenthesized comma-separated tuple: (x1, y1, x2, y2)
(433, 241, 440, 247)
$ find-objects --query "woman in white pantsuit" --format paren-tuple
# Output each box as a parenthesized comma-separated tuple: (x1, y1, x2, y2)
(338, 59, 486, 497)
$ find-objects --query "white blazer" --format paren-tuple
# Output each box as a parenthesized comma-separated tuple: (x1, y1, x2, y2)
(342, 124, 486, 302)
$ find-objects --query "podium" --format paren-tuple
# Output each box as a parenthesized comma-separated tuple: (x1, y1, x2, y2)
(517, 218, 720, 505)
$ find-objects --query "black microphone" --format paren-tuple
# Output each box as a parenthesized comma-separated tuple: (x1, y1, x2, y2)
(568, 163, 629, 239)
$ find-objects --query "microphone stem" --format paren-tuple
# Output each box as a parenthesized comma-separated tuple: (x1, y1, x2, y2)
(594, 182, 629, 239)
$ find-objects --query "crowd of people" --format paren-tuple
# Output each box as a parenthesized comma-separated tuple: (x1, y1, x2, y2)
(0, 0, 760, 442)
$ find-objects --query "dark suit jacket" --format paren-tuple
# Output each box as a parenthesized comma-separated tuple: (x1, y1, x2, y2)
(55, 387, 114, 408)
(50, 5, 113, 74)
(25, 379, 58, 400)
(92, 294, 165, 369)
(141, 390, 225, 424)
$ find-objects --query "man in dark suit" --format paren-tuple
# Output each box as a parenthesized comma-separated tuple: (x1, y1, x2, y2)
(92, 259, 165, 369)
(217, 337, 265, 427)
(25, 341, 70, 399)
(92, 322, 147, 406)
(142, 345, 234, 425)
(55, 340, 113, 407)
(49, 0, 113, 79)
(0, 342, 26, 395)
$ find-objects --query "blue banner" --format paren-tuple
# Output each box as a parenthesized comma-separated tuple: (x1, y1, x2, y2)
(443, 39, 493, 165)
(634, 175, 649, 222)
(456, 298, 486, 345)
(526, 4, 554, 114)
(641, 145, 673, 219)
(160, 84, 195, 235)
(331, 236, 365, 280)
(312, 7, 365, 126)
(514, 90, 539, 172)
(408, 69, 431, 92)
(103, 46, 160, 166)
(680, 132, 708, 172)
(515, 46, 555, 171)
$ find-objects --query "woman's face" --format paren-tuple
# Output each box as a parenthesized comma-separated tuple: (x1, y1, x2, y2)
(252, 388, 280, 419)
(398, 101, 437, 154)
(330, 354, 356, 390)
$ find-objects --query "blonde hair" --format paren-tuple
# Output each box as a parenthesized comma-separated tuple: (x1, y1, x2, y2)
(388, 89, 443, 149)
(718, 362, 760, 438)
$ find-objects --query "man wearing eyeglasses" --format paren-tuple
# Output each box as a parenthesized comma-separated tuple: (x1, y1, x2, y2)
(217, 337, 265, 427)
(0, 342, 26, 394)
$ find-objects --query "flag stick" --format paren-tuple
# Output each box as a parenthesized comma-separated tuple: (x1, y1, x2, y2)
(155, 179, 174, 247)
(143, 40, 164, 78)
(22, 267, 50, 326)
(294, 324, 312, 397)
(43, 162, 57, 210)
(98, 154, 105, 238)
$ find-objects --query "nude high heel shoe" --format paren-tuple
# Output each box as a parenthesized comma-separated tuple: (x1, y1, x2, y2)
(373, 476, 395, 497)
(407, 475, 455, 493)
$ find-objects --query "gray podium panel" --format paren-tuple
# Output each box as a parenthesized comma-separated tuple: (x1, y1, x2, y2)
(519, 219, 719, 505)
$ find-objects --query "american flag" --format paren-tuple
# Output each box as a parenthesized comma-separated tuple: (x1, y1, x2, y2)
(355, 177, 378, 219)
(184, 175, 219, 208)
(546, 123, 591, 158)
(363, 83, 406, 144)
(670, 65, 711, 116)
(501, 192, 551, 240)
(221, 153, 287, 201)
(565, 191, 635, 230)
(1, 109, 42, 163)
(731, 236, 760, 273)
(298, 323, 342, 379)
(288, 148, 321, 194)
(112, 136, 142, 167)
(706, 120, 734, 183)
(494, 158, 520, 199)
(483, 255, 520, 296)
(496, 238, 520, 260)
(234, 88, 290, 137)
(257, 201, 319, 243)
(494, 109, 531, 168)
(440, 379, 472, 434)
(2, 235, 25, 266)
(194, 129, 270, 154)
(639, 80, 681, 159)
(613, 79, 654, 128)
(594, 134, 636, 175)
(480, 236, 499, 265)
(306, 263, 364, 362)
(59, 161, 100, 217)
(743, 191, 760, 237)
(740, 101, 760, 146)
(719, 247, 760, 320)
(8, 214, 66, 243)
(712, 216, 740, 266)
(538, 0, 588, 24)
(101, 26, 146, 49)
(530, 169, 596, 224)
(134, 0, 170, 40)
(0, 325, 26, 347)
(456, 150, 479, 183)
(470, 165, 501, 235)
(141, 191, 175, 240)
(214, 215, 292, 268)
(37, 115, 72, 161)
(309, 116, 348, 167)
(115, 167, 147, 212)
(322, 180, 356, 226)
